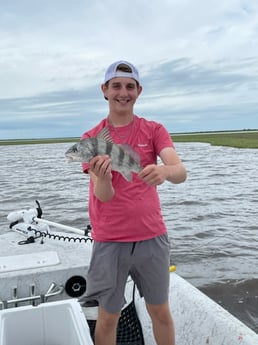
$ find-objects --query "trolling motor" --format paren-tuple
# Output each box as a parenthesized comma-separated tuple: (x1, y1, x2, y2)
(7, 200, 92, 244)
(7, 200, 47, 242)
(7, 200, 42, 227)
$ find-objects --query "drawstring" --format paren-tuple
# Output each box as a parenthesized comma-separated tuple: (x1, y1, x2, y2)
(131, 242, 136, 255)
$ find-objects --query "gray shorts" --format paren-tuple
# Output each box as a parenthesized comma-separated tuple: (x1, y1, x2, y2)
(85, 233, 170, 313)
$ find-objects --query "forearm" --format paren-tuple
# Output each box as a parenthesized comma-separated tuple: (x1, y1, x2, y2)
(93, 175, 115, 202)
(88, 155, 115, 202)
(159, 147, 187, 184)
(162, 163, 187, 184)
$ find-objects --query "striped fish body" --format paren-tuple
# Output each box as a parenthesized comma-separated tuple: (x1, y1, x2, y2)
(65, 129, 142, 182)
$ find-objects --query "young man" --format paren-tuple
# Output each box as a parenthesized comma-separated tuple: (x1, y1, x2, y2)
(81, 61, 187, 345)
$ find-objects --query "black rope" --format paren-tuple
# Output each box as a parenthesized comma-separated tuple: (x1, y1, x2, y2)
(18, 236, 36, 245)
(17, 225, 93, 245)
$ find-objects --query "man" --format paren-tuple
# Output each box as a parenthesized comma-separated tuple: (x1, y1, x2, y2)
(81, 60, 187, 345)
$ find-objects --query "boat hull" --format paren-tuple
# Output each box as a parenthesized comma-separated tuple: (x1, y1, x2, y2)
(1, 231, 258, 344)
(134, 274, 258, 344)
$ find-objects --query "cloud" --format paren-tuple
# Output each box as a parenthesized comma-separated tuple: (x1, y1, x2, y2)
(0, 0, 258, 138)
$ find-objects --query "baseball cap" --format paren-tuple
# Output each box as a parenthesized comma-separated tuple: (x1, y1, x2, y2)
(104, 60, 140, 84)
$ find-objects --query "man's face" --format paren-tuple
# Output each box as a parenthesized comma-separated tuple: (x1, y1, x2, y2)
(102, 77, 142, 114)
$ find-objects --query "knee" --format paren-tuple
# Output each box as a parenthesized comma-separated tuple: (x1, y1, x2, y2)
(96, 308, 120, 333)
(98, 316, 119, 331)
(94, 312, 120, 345)
(147, 303, 173, 325)
(155, 309, 173, 325)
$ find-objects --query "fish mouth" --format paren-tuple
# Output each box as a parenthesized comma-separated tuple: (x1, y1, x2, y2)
(65, 155, 74, 162)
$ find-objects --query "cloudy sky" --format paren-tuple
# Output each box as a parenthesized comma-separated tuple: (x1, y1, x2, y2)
(0, 0, 258, 139)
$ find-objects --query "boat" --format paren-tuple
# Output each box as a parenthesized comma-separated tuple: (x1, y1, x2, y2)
(0, 201, 258, 345)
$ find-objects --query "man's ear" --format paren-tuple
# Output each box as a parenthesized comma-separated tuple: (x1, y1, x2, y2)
(137, 85, 143, 97)
(101, 83, 108, 100)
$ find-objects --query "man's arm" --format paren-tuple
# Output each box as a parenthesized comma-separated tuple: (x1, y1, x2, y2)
(88, 155, 115, 202)
(138, 147, 187, 186)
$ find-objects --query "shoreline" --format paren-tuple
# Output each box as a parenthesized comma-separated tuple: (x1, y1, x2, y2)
(0, 130, 257, 149)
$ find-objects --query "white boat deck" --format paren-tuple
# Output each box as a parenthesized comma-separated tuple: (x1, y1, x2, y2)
(0, 231, 92, 304)
(1, 230, 258, 344)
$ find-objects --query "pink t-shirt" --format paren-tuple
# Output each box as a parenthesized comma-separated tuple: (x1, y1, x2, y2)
(81, 115, 174, 242)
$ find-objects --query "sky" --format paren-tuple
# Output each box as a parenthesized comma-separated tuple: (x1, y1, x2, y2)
(0, 0, 258, 139)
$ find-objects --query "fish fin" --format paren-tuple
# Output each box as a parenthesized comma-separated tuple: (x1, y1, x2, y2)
(97, 127, 113, 143)
(119, 144, 141, 166)
(120, 170, 133, 182)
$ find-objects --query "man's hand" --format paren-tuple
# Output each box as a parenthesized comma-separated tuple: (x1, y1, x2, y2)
(138, 164, 167, 186)
(89, 155, 112, 180)
(139, 148, 187, 185)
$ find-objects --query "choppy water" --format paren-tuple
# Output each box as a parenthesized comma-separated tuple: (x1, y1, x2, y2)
(0, 142, 258, 332)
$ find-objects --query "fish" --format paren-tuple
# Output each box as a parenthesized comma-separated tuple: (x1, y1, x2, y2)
(65, 127, 142, 182)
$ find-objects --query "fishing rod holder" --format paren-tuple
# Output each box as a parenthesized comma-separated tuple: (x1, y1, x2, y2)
(0, 282, 64, 310)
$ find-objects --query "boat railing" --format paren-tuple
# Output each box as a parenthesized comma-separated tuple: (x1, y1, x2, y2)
(0, 282, 64, 310)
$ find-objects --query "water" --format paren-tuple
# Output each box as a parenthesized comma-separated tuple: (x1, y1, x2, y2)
(0, 142, 258, 332)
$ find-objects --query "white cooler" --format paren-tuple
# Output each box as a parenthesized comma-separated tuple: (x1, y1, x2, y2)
(0, 299, 93, 345)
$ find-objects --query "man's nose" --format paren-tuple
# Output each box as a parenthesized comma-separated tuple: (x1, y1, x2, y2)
(119, 86, 128, 95)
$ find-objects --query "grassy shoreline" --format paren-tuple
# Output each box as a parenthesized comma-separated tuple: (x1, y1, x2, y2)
(172, 131, 258, 149)
(0, 131, 257, 149)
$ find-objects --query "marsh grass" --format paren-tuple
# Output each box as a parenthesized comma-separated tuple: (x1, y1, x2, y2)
(0, 131, 257, 149)
(172, 131, 258, 148)
(0, 137, 78, 146)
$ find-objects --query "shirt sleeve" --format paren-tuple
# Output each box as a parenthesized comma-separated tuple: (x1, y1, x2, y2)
(153, 123, 174, 155)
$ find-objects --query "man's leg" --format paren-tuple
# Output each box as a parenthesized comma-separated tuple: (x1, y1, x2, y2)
(146, 302, 175, 345)
(94, 306, 120, 345)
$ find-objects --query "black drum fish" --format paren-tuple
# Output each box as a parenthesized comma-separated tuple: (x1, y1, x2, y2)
(65, 127, 142, 182)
